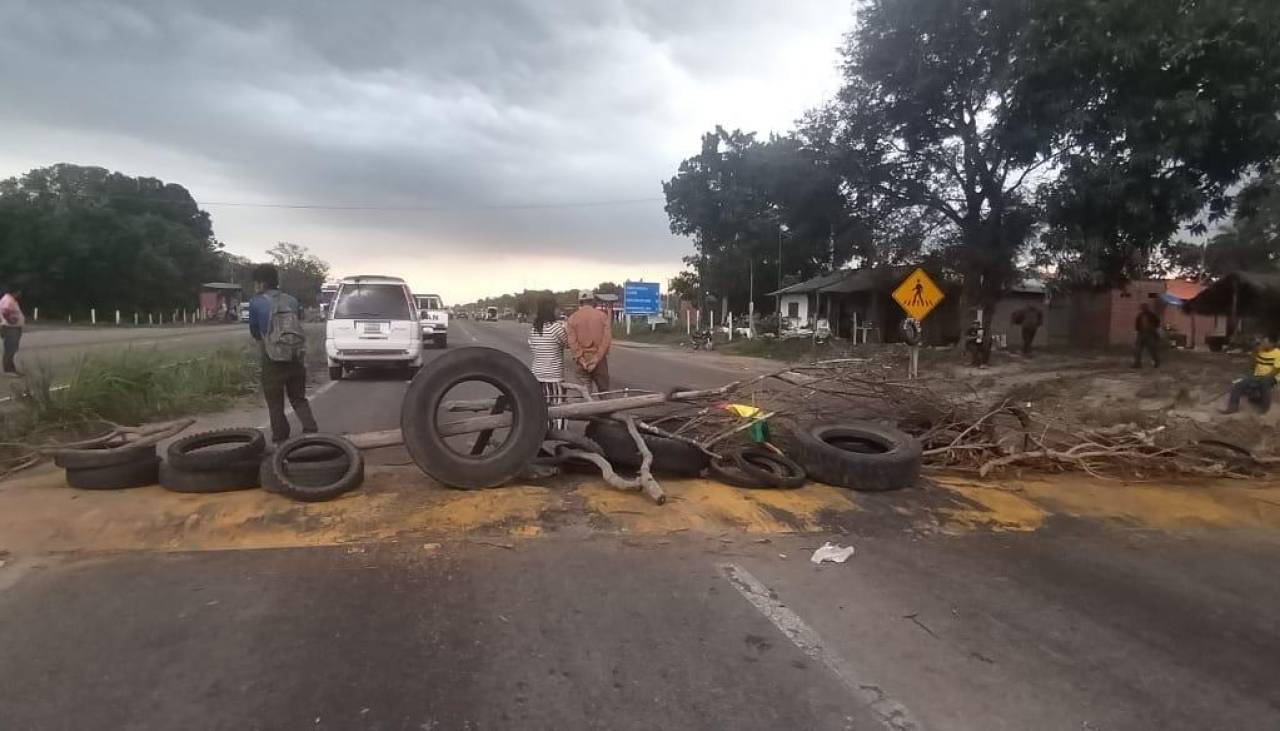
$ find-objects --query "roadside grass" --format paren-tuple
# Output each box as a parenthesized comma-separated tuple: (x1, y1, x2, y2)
(717, 336, 848, 362)
(610, 324, 688, 346)
(1, 346, 259, 448)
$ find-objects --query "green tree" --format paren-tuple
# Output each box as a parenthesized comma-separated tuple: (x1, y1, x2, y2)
(593, 282, 622, 296)
(664, 127, 856, 314)
(812, 0, 1044, 324)
(0, 163, 221, 316)
(1023, 0, 1280, 284)
(267, 242, 330, 307)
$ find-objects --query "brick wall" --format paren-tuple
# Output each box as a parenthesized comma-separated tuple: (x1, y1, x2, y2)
(1108, 281, 1166, 346)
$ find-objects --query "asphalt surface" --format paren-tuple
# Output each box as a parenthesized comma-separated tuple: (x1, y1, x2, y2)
(2, 318, 1279, 730)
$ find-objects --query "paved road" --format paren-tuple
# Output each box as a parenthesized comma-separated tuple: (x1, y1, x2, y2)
(1, 318, 1279, 730)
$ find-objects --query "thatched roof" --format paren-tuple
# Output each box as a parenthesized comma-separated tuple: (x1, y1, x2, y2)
(1187, 271, 1280, 315)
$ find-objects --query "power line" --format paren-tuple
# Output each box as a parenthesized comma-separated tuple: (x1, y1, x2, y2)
(59, 190, 665, 212)
(198, 196, 664, 211)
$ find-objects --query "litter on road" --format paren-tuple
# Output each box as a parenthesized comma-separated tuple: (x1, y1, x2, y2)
(810, 542, 856, 564)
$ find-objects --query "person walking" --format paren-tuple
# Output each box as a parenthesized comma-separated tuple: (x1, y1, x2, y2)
(1013, 304, 1043, 356)
(965, 314, 989, 368)
(1133, 302, 1162, 369)
(1221, 335, 1280, 414)
(0, 286, 25, 377)
(528, 295, 569, 430)
(248, 264, 318, 443)
(566, 291, 612, 393)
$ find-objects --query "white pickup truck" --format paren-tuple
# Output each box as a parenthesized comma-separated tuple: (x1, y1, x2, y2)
(414, 293, 449, 348)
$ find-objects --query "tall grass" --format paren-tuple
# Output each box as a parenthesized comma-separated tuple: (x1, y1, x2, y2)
(2, 347, 259, 442)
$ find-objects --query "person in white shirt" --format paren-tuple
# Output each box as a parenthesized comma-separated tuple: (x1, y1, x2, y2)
(0, 286, 25, 377)
(527, 295, 568, 430)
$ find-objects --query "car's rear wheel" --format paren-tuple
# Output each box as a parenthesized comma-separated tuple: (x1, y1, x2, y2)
(328, 365, 343, 381)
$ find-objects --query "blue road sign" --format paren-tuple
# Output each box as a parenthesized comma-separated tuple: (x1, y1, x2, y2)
(623, 281, 661, 315)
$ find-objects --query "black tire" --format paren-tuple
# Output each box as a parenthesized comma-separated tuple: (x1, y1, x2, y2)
(733, 447, 807, 489)
(54, 442, 157, 471)
(585, 420, 709, 476)
(705, 454, 765, 488)
(160, 458, 262, 493)
(437, 335, 448, 348)
(66, 456, 161, 490)
(400, 347, 547, 489)
(167, 428, 266, 472)
(329, 365, 343, 381)
(267, 434, 364, 501)
(792, 421, 921, 491)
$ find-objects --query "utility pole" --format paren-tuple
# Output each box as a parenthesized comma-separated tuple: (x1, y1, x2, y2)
(776, 227, 783, 316)
(748, 258, 755, 338)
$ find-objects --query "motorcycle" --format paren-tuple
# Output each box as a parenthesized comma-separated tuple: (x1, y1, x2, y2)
(687, 330, 715, 351)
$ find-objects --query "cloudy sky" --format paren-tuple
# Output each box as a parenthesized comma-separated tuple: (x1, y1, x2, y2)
(0, 0, 851, 303)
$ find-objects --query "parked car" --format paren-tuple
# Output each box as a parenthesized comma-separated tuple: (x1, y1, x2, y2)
(325, 275, 423, 380)
(237, 302, 251, 322)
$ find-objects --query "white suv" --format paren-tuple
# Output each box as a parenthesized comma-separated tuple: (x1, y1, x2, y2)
(325, 275, 423, 380)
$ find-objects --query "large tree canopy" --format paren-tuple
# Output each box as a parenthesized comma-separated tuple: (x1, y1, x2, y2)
(0, 164, 221, 315)
(664, 0, 1280, 318)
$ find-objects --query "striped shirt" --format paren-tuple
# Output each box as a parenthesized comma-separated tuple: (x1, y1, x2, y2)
(528, 321, 568, 382)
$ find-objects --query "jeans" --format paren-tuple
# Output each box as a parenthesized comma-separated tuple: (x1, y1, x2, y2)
(262, 358, 318, 442)
(1, 326, 20, 373)
(1133, 332, 1160, 367)
(1227, 375, 1273, 413)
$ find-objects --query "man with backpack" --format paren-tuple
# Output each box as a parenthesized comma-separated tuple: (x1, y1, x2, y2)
(248, 264, 318, 443)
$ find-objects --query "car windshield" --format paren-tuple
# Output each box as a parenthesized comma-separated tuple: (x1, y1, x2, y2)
(332, 284, 411, 319)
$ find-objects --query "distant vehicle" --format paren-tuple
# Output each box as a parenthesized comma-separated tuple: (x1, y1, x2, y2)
(237, 302, 251, 322)
(413, 293, 449, 348)
(325, 275, 423, 380)
(455, 311, 468, 320)
(318, 281, 339, 319)
(485, 306, 498, 321)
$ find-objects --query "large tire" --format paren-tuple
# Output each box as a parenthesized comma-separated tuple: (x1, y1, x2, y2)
(54, 442, 156, 471)
(265, 435, 364, 502)
(167, 428, 266, 472)
(160, 458, 261, 493)
(400, 347, 547, 489)
(733, 447, 807, 489)
(66, 456, 161, 490)
(585, 420, 709, 476)
(792, 421, 921, 491)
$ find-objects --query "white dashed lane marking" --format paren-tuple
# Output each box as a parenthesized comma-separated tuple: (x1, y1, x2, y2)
(720, 563, 921, 731)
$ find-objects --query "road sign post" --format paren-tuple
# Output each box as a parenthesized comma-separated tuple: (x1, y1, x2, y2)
(891, 268, 945, 379)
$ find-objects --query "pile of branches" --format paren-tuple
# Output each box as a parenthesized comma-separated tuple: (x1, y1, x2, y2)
(675, 357, 1277, 480)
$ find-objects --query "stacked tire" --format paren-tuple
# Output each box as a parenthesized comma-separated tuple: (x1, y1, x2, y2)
(260, 435, 365, 502)
(55, 442, 161, 490)
(161, 428, 266, 493)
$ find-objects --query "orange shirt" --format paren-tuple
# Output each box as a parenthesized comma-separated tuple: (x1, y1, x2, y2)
(565, 305, 612, 369)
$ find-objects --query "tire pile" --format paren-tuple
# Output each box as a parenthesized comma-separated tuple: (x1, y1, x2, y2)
(585, 418, 921, 492)
(57, 428, 365, 502)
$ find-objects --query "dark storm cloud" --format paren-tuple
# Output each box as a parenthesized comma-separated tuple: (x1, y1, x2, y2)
(0, 0, 848, 280)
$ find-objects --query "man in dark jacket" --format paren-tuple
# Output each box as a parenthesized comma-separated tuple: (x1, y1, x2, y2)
(249, 264, 318, 443)
(1132, 303, 1161, 369)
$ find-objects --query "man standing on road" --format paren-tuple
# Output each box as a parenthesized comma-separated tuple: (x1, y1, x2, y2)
(1133, 302, 1162, 369)
(566, 291, 612, 393)
(249, 264, 318, 443)
(0, 286, 25, 377)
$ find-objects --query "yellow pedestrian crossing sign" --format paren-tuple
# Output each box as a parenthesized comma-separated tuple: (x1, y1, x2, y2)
(892, 268, 944, 321)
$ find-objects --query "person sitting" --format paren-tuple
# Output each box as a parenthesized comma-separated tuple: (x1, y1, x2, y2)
(1222, 335, 1280, 414)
